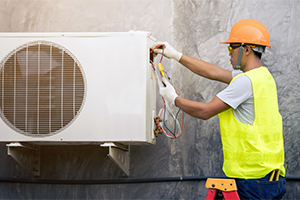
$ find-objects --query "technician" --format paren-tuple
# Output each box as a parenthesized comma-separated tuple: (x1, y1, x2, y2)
(153, 19, 286, 199)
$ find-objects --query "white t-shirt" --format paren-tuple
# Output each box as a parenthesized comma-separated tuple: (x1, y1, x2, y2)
(217, 70, 254, 125)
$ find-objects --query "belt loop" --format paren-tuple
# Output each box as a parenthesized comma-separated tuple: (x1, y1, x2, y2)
(269, 170, 281, 181)
(275, 170, 281, 181)
(269, 170, 275, 181)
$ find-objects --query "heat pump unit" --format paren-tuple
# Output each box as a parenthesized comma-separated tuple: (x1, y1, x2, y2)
(0, 31, 157, 176)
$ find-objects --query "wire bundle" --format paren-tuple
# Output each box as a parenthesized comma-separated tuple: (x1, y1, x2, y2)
(150, 45, 184, 138)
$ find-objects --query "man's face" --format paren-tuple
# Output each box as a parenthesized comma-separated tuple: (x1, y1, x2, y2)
(228, 44, 242, 69)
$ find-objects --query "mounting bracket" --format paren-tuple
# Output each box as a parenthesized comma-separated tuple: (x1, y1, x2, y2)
(6, 142, 40, 176)
(101, 142, 130, 176)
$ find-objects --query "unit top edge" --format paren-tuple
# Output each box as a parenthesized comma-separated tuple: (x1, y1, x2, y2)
(0, 31, 153, 38)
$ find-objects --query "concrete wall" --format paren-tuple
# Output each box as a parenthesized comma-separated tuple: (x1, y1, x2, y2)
(0, 0, 299, 199)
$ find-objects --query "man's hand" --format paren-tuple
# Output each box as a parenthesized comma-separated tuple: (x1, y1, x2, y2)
(160, 78, 179, 106)
(152, 42, 183, 62)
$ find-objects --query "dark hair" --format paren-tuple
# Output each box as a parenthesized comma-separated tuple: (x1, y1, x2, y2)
(253, 50, 262, 59)
(243, 44, 264, 59)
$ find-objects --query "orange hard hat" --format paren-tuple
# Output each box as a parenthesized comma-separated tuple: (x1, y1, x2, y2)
(220, 19, 271, 48)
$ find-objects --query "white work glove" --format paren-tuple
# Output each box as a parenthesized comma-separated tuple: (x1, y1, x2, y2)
(160, 78, 179, 106)
(152, 42, 183, 62)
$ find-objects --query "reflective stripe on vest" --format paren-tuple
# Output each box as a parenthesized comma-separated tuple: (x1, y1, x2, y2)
(218, 67, 285, 179)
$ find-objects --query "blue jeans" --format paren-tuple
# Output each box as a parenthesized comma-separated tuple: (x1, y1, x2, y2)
(235, 172, 286, 199)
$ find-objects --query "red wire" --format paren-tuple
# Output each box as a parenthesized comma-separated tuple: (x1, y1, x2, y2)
(150, 44, 164, 54)
(158, 99, 175, 138)
(157, 99, 184, 139)
(151, 44, 184, 138)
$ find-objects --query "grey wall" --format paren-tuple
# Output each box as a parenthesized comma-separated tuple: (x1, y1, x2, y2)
(0, 0, 299, 199)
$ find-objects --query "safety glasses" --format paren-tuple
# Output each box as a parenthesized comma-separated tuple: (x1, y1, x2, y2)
(228, 44, 256, 54)
(228, 44, 242, 54)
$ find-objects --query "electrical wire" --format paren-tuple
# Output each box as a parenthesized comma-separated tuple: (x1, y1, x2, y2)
(158, 99, 184, 138)
(174, 107, 182, 137)
(0, 176, 227, 185)
(156, 46, 183, 138)
(1, 176, 298, 185)
(160, 45, 164, 63)
(151, 44, 184, 138)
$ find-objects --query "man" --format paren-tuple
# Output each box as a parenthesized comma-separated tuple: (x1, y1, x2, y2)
(153, 19, 286, 199)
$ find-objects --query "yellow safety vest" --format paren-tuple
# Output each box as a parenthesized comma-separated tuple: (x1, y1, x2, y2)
(218, 67, 285, 179)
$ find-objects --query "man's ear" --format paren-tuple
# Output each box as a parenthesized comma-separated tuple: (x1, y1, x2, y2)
(244, 45, 252, 55)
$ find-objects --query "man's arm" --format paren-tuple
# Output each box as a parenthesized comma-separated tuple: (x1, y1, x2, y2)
(175, 95, 230, 120)
(159, 72, 231, 119)
(179, 54, 233, 84)
(152, 42, 233, 84)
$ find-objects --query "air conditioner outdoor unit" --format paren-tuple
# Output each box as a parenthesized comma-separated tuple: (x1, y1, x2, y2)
(0, 31, 157, 176)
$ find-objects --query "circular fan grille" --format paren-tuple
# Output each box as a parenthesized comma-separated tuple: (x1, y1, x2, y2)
(0, 41, 85, 137)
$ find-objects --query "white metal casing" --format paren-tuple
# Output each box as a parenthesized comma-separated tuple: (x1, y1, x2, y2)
(0, 31, 157, 145)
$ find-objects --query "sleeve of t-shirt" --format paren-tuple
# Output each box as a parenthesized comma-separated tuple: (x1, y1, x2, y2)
(216, 71, 253, 109)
